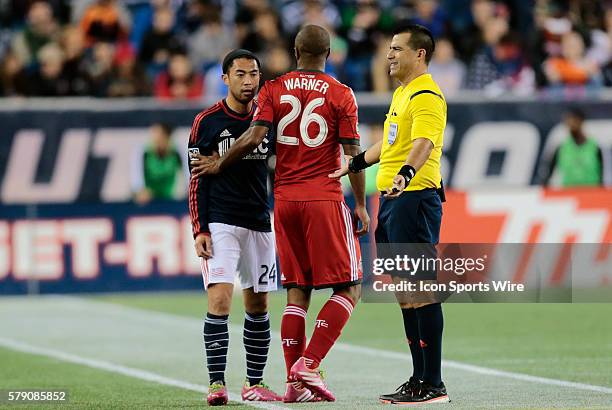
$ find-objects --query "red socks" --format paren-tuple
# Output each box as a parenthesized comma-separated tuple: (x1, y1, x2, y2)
(303, 294, 354, 369)
(281, 304, 306, 377)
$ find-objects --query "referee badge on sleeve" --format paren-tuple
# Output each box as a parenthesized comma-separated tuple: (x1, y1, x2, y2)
(388, 122, 398, 145)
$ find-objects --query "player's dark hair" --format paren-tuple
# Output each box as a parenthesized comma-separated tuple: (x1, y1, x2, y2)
(566, 107, 585, 120)
(393, 23, 435, 64)
(222, 49, 261, 74)
(295, 25, 331, 58)
(153, 122, 173, 137)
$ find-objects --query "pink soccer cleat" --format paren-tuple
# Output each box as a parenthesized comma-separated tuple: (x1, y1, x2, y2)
(207, 382, 228, 406)
(283, 382, 323, 403)
(241, 381, 283, 402)
(289, 357, 336, 402)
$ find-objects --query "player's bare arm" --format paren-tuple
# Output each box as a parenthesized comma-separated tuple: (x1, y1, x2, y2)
(329, 139, 383, 179)
(365, 140, 384, 165)
(343, 143, 370, 236)
(384, 137, 433, 198)
(190, 125, 268, 178)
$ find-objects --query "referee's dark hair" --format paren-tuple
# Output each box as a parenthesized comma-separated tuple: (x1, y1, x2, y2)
(222, 49, 261, 74)
(394, 23, 435, 64)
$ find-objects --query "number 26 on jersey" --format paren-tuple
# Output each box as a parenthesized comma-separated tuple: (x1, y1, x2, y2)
(277, 95, 328, 148)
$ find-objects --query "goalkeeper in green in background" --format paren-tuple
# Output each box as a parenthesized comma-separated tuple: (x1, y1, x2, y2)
(133, 122, 185, 204)
(543, 108, 604, 187)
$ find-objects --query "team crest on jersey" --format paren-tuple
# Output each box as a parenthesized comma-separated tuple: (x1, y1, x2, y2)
(218, 134, 269, 160)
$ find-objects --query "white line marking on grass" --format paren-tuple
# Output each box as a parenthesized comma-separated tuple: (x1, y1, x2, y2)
(61, 296, 612, 396)
(331, 342, 612, 395)
(0, 336, 290, 410)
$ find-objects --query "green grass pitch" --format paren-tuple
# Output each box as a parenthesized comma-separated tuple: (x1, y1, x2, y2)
(0, 291, 610, 409)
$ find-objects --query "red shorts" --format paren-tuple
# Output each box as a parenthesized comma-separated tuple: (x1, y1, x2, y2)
(274, 200, 362, 289)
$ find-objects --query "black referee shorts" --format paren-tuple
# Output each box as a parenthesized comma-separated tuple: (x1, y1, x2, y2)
(375, 188, 442, 278)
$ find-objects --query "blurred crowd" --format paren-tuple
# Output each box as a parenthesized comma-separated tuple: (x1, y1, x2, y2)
(0, 0, 611, 99)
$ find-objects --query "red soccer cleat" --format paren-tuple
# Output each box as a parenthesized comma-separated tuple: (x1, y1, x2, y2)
(283, 382, 323, 403)
(289, 357, 336, 402)
(207, 382, 228, 406)
(241, 381, 283, 402)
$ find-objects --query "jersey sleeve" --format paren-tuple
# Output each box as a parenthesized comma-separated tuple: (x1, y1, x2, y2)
(337, 87, 360, 145)
(252, 81, 274, 129)
(187, 112, 215, 237)
(409, 93, 446, 145)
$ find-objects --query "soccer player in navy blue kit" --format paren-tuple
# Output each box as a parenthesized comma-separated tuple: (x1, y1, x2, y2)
(188, 49, 282, 405)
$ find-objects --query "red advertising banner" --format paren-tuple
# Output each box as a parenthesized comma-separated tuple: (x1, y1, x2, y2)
(441, 188, 612, 244)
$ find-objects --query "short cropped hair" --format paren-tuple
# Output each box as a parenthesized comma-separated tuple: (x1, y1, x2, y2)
(394, 23, 435, 64)
(153, 122, 173, 137)
(222, 49, 261, 74)
(566, 107, 585, 120)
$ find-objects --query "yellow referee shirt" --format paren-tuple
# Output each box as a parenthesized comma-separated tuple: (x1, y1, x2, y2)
(376, 73, 446, 192)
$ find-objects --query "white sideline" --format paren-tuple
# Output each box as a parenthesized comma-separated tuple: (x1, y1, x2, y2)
(68, 296, 612, 396)
(0, 336, 290, 410)
(331, 342, 612, 395)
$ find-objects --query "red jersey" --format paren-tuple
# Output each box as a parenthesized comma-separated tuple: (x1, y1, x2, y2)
(253, 70, 360, 201)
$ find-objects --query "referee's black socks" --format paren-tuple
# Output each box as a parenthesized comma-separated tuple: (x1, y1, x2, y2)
(401, 308, 424, 380)
(416, 303, 444, 387)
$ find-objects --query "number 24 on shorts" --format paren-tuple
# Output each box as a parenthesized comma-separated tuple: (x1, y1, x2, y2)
(258, 264, 277, 285)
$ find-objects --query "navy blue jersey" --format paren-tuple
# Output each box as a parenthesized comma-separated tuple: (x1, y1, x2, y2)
(188, 99, 271, 236)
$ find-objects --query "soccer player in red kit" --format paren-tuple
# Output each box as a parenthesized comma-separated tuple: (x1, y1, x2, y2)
(191, 24, 369, 402)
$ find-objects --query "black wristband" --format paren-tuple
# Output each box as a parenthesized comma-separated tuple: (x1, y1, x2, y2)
(348, 151, 369, 173)
(397, 165, 416, 186)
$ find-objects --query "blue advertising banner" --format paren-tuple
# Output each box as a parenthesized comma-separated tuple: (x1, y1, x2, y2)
(1, 99, 611, 295)
(0, 98, 611, 204)
(0, 201, 204, 294)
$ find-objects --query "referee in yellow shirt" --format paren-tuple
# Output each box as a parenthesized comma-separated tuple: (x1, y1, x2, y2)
(331, 24, 448, 405)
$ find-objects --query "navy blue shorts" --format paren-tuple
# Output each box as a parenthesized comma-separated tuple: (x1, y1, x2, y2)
(375, 189, 442, 244)
(375, 189, 442, 278)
